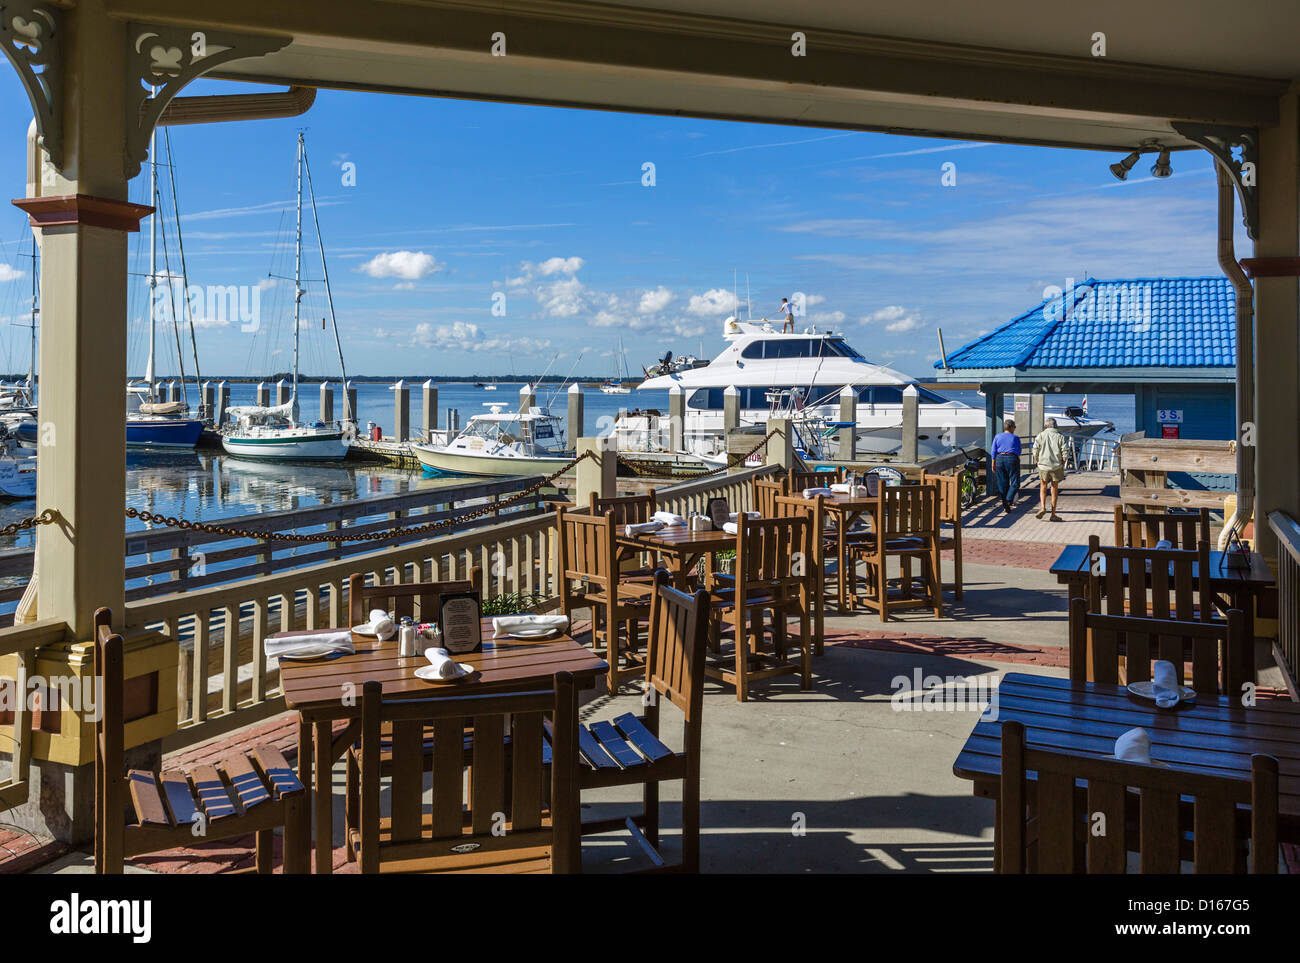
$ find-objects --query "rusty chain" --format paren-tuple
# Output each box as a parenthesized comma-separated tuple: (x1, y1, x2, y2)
(617, 428, 779, 480)
(0, 508, 58, 538)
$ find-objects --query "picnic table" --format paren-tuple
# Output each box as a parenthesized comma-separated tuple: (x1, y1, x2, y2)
(616, 525, 736, 589)
(278, 619, 607, 873)
(1049, 544, 1275, 684)
(953, 672, 1300, 869)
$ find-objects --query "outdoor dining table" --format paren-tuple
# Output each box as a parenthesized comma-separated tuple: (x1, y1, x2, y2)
(953, 672, 1300, 869)
(277, 619, 607, 873)
(616, 525, 737, 589)
(1049, 544, 1276, 685)
(816, 490, 881, 611)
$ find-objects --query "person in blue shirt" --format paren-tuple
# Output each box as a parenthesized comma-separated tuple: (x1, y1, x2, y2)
(990, 419, 1023, 513)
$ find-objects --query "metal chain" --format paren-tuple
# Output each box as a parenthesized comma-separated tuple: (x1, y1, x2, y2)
(616, 428, 779, 479)
(0, 509, 57, 538)
(121, 450, 597, 544)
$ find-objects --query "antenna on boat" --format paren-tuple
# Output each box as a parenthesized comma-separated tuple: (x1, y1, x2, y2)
(746, 273, 752, 321)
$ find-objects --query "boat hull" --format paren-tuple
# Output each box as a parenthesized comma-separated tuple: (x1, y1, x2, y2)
(126, 417, 205, 449)
(221, 429, 350, 461)
(0, 459, 35, 499)
(412, 444, 572, 477)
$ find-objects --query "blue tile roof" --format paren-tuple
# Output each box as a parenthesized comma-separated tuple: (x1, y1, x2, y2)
(938, 277, 1235, 370)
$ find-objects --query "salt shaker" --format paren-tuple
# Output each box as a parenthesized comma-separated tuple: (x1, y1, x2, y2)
(398, 617, 418, 657)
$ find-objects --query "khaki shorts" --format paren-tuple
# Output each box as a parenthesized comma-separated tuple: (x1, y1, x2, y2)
(1038, 466, 1065, 484)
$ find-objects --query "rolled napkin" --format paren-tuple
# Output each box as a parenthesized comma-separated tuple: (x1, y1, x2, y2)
(1151, 659, 1182, 708)
(492, 614, 570, 638)
(723, 521, 738, 535)
(368, 608, 396, 641)
(423, 647, 469, 680)
(727, 511, 760, 521)
(830, 483, 870, 497)
(624, 520, 665, 537)
(1114, 726, 1152, 763)
(651, 510, 687, 526)
(802, 487, 834, 498)
(265, 629, 354, 659)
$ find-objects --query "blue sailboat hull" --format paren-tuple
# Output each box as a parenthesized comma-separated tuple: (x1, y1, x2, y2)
(126, 418, 205, 449)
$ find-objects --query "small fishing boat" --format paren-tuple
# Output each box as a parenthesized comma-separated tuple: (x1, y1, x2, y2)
(411, 404, 572, 476)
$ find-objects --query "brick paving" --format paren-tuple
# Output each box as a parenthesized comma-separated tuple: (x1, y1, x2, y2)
(963, 471, 1121, 545)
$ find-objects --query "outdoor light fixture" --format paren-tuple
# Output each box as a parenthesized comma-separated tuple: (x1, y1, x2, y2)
(1150, 148, 1173, 178)
(1109, 151, 1141, 181)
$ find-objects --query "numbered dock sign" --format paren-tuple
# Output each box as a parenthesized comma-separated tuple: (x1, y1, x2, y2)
(1156, 408, 1183, 424)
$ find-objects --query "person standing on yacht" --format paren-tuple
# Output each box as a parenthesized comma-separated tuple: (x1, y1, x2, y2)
(779, 298, 795, 333)
(991, 419, 1022, 514)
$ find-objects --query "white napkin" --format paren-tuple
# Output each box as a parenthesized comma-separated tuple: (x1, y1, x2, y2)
(728, 511, 760, 521)
(492, 614, 570, 638)
(652, 510, 686, 526)
(830, 483, 870, 497)
(368, 608, 396, 641)
(1114, 727, 1152, 763)
(624, 520, 664, 537)
(723, 521, 738, 534)
(803, 487, 834, 498)
(423, 647, 469, 680)
(1151, 659, 1181, 708)
(265, 630, 354, 659)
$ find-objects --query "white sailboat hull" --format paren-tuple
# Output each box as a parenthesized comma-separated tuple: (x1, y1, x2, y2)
(222, 426, 350, 461)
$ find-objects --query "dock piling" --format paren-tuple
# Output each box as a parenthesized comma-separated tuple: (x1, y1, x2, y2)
(422, 380, 438, 441)
(256, 381, 270, 407)
(393, 379, 410, 442)
(519, 383, 535, 413)
(567, 382, 583, 442)
(319, 381, 333, 423)
(344, 381, 358, 428)
(723, 385, 740, 434)
(669, 384, 684, 452)
(838, 385, 857, 460)
(901, 384, 919, 463)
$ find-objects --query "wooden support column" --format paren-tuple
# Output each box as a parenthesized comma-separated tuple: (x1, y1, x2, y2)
(765, 417, 794, 469)
(567, 382, 584, 444)
(575, 436, 615, 507)
(668, 384, 684, 452)
(838, 385, 857, 461)
(1246, 85, 1300, 560)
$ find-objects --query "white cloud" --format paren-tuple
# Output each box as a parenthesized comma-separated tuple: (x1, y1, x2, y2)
(535, 256, 584, 276)
(638, 286, 673, 314)
(0, 264, 26, 282)
(359, 250, 442, 281)
(686, 288, 740, 316)
(539, 276, 586, 317)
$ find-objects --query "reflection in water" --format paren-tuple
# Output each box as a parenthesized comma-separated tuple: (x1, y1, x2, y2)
(0, 448, 472, 551)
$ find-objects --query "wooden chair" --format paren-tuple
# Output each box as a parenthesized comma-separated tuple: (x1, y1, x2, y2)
(572, 571, 709, 872)
(789, 466, 844, 491)
(347, 672, 581, 873)
(349, 570, 482, 627)
(1085, 535, 1213, 621)
(998, 719, 1278, 873)
(850, 484, 943, 621)
(751, 478, 787, 517)
(706, 514, 814, 701)
(1068, 597, 1248, 699)
(774, 493, 831, 655)
(1114, 506, 1211, 549)
(920, 470, 964, 601)
(591, 489, 656, 522)
(93, 608, 307, 874)
(556, 505, 652, 691)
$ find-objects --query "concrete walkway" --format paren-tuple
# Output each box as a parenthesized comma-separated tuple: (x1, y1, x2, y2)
(963, 470, 1119, 545)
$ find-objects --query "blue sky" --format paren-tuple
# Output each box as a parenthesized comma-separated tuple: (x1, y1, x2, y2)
(0, 75, 1245, 380)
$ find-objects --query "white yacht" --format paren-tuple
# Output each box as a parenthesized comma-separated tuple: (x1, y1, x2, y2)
(411, 404, 573, 476)
(618, 317, 988, 459)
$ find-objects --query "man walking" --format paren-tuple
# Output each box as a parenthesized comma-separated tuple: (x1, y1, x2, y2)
(1033, 417, 1069, 520)
(991, 418, 1022, 514)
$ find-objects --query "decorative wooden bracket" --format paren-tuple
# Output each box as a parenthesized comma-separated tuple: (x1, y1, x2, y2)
(124, 23, 290, 179)
(0, 1, 64, 169)
(1172, 122, 1260, 241)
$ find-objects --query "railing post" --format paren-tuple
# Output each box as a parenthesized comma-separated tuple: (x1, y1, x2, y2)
(669, 384, 684, 452)
(575, 436, 615, 507)
(901, 384, 919, 464)
(766, 417, 794, 470)
(839, 385, 857, 461)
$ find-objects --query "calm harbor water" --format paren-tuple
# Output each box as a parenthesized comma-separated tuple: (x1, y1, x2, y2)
(0, 382, 1136, 552)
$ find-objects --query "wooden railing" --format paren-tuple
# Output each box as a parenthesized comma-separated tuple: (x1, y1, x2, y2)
(653, 463, 781, 517)
(0, 476, 545, 626)
(0, 618, 69, 813)
(1268, 510, 1300, 696)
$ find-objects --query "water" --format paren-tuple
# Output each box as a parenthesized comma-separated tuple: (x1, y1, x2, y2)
(0, 382, 1135, 551)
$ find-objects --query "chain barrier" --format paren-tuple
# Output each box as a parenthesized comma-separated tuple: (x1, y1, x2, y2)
(121, 450, 597, 544)
(0, 509, 58, 539)
(617, 428, 780, 480)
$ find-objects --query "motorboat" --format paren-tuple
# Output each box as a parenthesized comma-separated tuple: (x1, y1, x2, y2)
(412, 404, 573, 476)
(616, 317, 987, 459)
(221, 132, 352, 463)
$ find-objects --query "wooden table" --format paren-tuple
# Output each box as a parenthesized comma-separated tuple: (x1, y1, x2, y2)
(818, 491, 880, 611)
(1050, 544, 1275, 684)
(617, 525, 736, 588)
(279, 619, 607, 873)
(953, 672, 1300, 867)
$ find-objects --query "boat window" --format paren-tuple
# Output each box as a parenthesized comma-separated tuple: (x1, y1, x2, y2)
(828, 340, 864, 359)
(857, 385, 951, 405)
(740, 339, 832, 360)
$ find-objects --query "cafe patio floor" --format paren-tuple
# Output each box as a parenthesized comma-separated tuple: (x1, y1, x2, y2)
(4, 471, 1290, 874)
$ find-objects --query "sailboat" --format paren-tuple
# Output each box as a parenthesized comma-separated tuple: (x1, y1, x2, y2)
(600, 337, 633, 393)
(222, 132, 351, 462)
(128, 126, 204, 449)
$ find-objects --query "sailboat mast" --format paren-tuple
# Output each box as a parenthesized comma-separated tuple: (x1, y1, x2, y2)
(146, 125, 157, 399)
(27, 235, 36, 398)
(292, 131, 304, 415)
(164, 129, 203, 406)
(300, 140, 349, 396)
